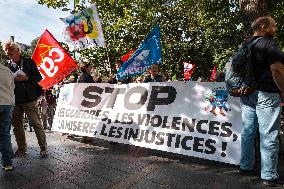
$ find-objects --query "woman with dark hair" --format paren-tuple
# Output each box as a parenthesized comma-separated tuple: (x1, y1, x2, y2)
(78, 63, 94, 83)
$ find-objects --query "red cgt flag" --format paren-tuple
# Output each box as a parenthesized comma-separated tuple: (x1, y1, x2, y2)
(32, 30, 78, 89)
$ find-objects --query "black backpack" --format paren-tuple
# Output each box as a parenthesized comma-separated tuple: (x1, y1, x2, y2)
(224, 37, 263, 96)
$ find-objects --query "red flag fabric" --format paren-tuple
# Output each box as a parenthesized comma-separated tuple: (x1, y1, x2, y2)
(32, 30, 78, 89)
(121, 49, 136, 62)
(209, 65, 217, 82)
(183, 61, 195, 81)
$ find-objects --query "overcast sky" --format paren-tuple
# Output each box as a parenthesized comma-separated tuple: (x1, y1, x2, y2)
(0, 0, 72, 45)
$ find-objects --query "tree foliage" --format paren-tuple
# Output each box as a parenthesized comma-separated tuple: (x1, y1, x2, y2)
(36, 0, 284, 80)
(30, 37, 40, 53)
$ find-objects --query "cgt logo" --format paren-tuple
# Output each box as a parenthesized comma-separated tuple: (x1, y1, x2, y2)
(71, 85, 177, 111)
(38, 47, 64, 79)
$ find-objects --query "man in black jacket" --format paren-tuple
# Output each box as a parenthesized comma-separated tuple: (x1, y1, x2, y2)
(3, 40, 47, 158)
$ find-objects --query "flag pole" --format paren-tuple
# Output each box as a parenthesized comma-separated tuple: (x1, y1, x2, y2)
(105, 43, 112, 75)
(73, 0, 76, 60)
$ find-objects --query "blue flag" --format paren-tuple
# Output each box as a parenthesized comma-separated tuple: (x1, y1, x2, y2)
(116, 25, 162, 80)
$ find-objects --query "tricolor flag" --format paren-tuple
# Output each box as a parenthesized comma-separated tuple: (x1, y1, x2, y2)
(116, 25, 162, 80)
(61, 4, 105, 49)
(32, 30, 78, 89)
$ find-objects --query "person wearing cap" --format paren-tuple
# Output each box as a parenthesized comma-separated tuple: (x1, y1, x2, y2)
(78, 63, 94, 83)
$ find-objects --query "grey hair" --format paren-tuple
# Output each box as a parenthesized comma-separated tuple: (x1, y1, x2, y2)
(2, 40, 21, 53)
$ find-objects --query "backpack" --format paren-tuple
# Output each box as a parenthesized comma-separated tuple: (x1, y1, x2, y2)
(224, 37, 263, 96)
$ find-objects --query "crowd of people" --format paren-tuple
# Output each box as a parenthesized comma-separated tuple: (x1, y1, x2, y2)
(0, 16, 284, 187)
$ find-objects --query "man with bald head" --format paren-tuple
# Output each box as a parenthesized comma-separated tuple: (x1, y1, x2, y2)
(238, 16, 284, 187)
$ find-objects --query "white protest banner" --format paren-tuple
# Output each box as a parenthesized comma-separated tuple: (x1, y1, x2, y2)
(52, 82, 242, 165)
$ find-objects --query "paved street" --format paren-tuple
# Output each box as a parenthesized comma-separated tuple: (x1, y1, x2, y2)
(1, 130, 284, 189)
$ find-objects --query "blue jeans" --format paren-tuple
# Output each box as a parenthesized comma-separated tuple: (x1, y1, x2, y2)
(240, 91, 281, 180)
(0, 105, 14, 166)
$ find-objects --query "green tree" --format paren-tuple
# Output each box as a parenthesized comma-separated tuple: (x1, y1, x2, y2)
(239, 0, 269, 39)
(36, 0, 284, 80)
(30, 37, 40, 53)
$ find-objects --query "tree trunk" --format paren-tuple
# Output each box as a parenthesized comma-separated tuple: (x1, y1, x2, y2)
(239, 0, 269, 40)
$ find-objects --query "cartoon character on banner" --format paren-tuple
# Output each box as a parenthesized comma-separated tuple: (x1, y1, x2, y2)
(205, 87, 230, 116)
(60, 87, 73, 105)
